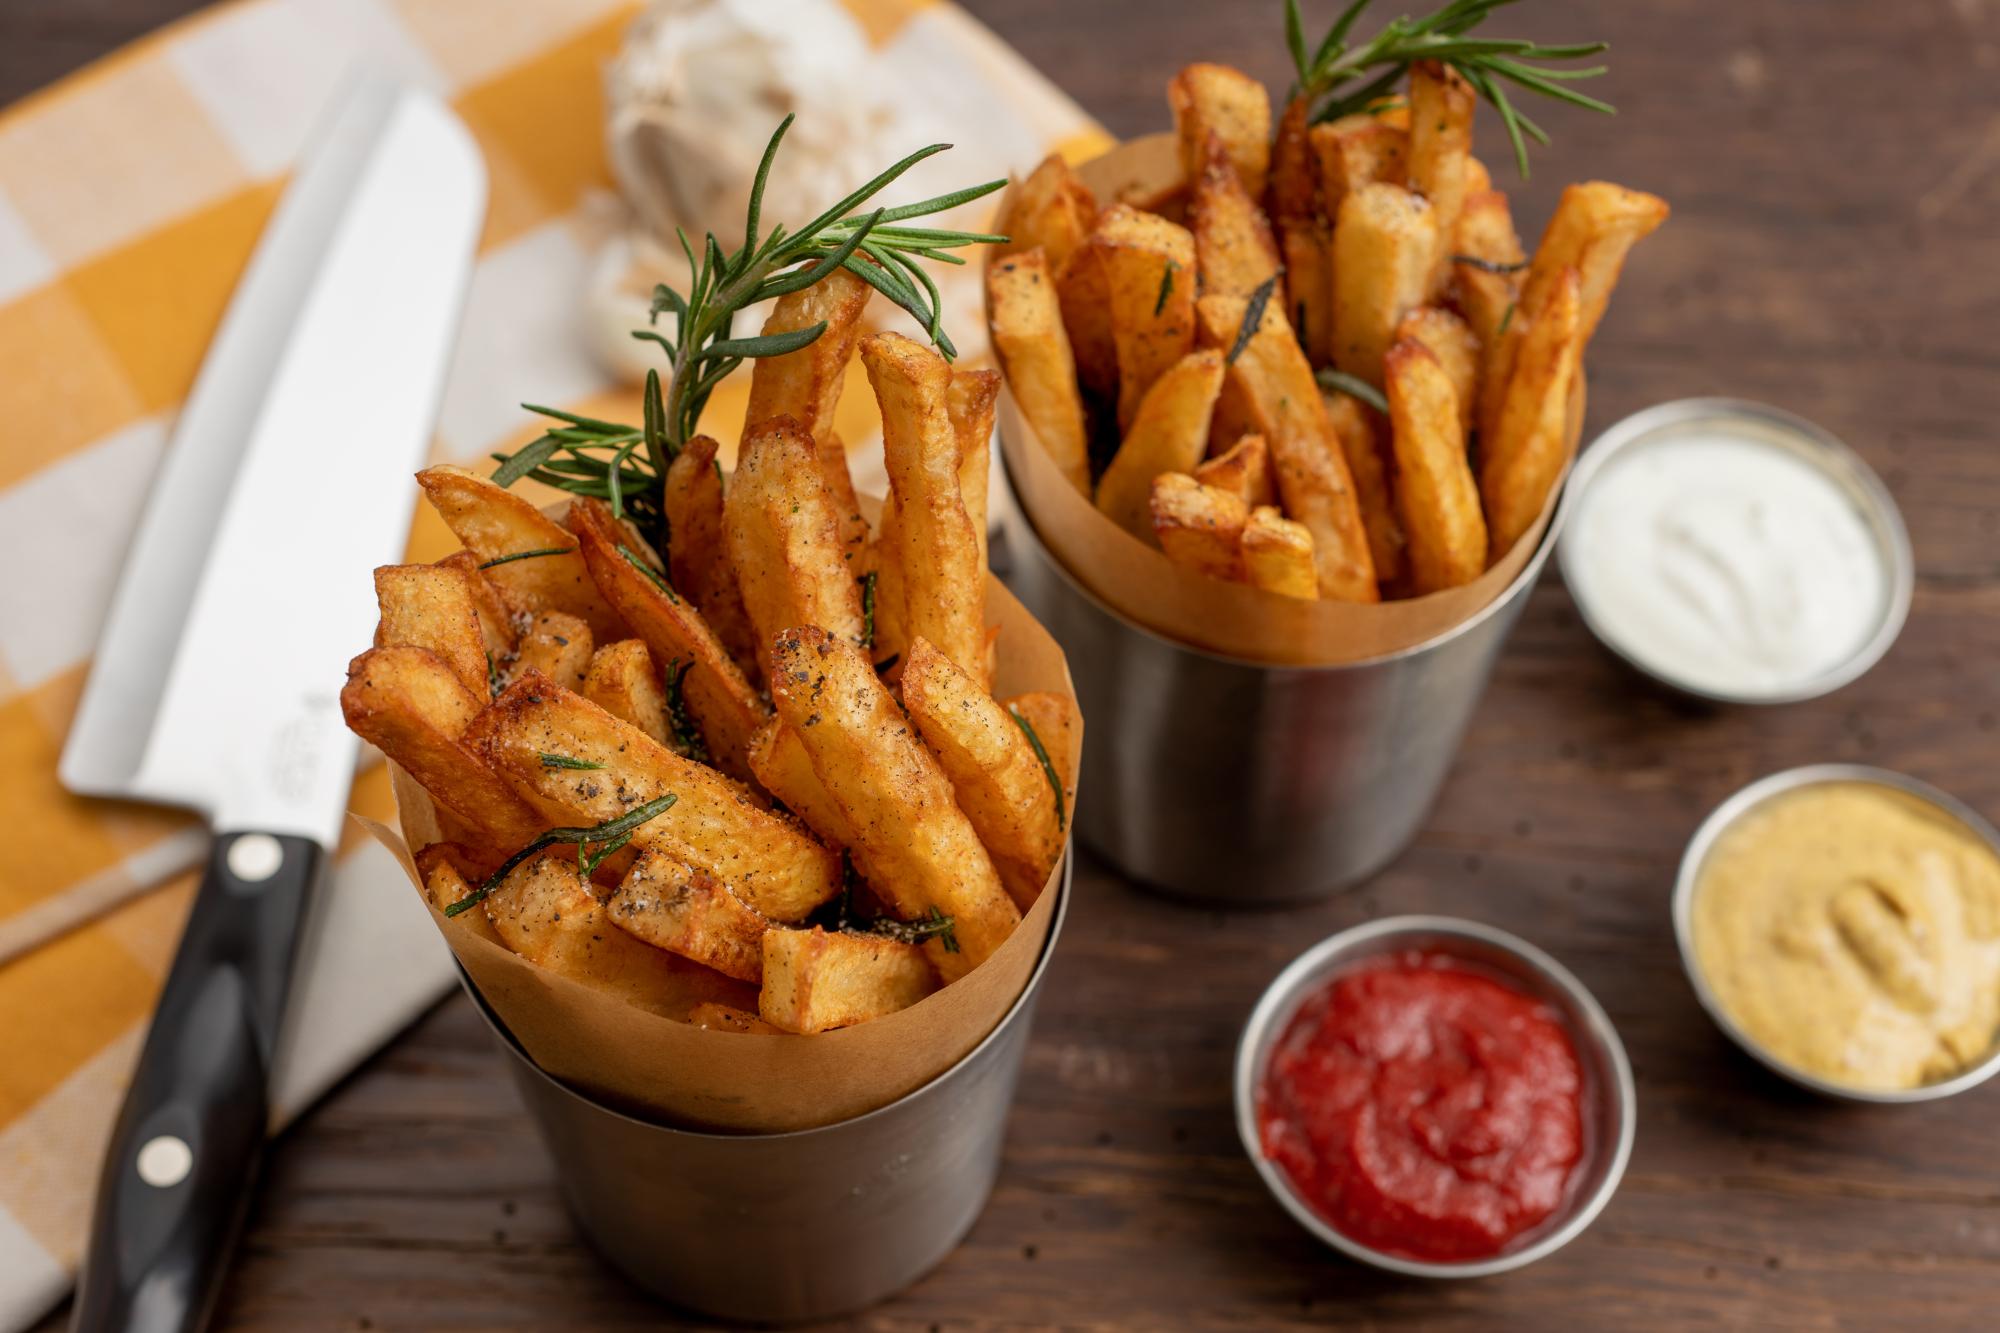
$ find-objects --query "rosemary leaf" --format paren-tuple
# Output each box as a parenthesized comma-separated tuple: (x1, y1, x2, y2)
(1009, 706, 1066, 832)
(538, 752, 606, 771)
(444, 793, 678, 917)
(479, 546, 573, 570)
(1314, 368, 1389, 414)
(1228, 275, 1280, 366)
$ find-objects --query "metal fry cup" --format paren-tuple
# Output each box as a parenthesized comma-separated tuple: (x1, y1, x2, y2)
(460, 859, 1069, 1325)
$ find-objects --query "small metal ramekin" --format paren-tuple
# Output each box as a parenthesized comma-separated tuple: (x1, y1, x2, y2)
(1233, 916, 1636, 1278)
(1673, 764, 2000, 1104)
(1557, 398, 1914, 706)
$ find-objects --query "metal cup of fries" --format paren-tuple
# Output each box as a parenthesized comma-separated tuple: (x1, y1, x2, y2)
(987, 81, 1658, 900)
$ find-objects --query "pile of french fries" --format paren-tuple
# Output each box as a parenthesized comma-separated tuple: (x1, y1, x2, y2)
(343, 267, 1077, 1036)
(990, 61, 1666, 603)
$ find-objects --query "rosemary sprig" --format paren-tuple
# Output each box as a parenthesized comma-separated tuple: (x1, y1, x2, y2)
(1228, 275, 1280, 366)
(858, 570, 878, 651)
(485, 648, 502, 700)
(620, 543, 679, 604)
(486, 115, 1006, 552)
(479, 546, 574, 570)
(1284, 0, 1613, 176)
(1009, 706, 1066, 832)
(443, 794, 678, 916)
(1315, 367, 1390, 414)
(538, 752, 605, 771)
(1451, 252, 1529, 275)
(867, 906, 960, 953)
(663, 659, 708, 764)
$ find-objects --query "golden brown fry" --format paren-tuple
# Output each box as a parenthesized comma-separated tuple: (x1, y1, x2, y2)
(1055, 244, 1119, 400)
(987, 249, 1092, 497)
(1332, 182, 1437, 389)
(416, 466, 622, 640)
(999, 691, 1079, 806)
(1310, 112, 1410, 220)
(1095, 349, 1226, 542)
(1150, 472, 1247, 583)
(373, 562, 489, 699)
(433, 552, 521, 660)
(689, 1002, 779, 1034)
(767, 627, 1020, 980)
(582, 638, 669, 747)
(341, 646, 544, 850)
(901, 637, 1063, 910)
(861, 332, 988, 686)
(1197, 295, 1378, 601)
(950, 366, 1002, 575)
(745, 264, 872, 555)
(758, 926, 937, 1034)
(746, 720, 859, 849)
(1322, 389, 1403, 587)
(1386, 339, 1487, 592)
(507, 609, 591, 693)
(1193, 433, 1276, 509)
(484, 848, 751, 1019)
(663, 434, 758, 679)
(1091, 204, 1197, 431)
(1168, 62, 1271, 199)
(417, 847, 505, 946)
(1269, 97, 1335, 366)
(607, 847, 768, 984)
(1451, 190, 1528, 441)
(1483, 267, 1584, 558)
(1241, 506, 1319, 600)
(1393, 306, 1479, 432)
(467, 671, 841, 921)
(1190, 132, 1282, 300)
(725, 414, 866, 677)
(567, 498, 767, 781)
(998, 153, 1099, 273)
(1519, 181, 1670, 350)
(1408, 61, 1476, 296)
(1464, 156, 1492, 197)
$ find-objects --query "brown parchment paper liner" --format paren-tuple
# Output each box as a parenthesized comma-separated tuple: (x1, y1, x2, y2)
(992, 133, 1581, 667)
(357, 549, 1079, 1135)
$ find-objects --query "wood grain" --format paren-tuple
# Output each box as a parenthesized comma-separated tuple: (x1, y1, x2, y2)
(20, 0, 2000, 1327)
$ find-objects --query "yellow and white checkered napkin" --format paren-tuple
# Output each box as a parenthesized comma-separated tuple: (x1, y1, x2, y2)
(0, 1, 1104, 1325)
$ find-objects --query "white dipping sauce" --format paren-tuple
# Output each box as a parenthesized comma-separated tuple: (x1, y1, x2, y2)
(1567, 431, 1889, 697)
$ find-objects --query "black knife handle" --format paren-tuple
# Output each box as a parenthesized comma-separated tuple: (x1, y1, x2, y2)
(71, 831, 323, 1333)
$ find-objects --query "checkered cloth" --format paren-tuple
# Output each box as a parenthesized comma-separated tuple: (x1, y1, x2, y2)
(0, 1, 1104, 1325)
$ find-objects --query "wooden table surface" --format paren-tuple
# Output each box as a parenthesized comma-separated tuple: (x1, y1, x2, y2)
(18, 0, 2000, 1327)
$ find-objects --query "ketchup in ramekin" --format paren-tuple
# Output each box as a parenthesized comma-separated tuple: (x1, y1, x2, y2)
(1255, 950, 1586, 1263)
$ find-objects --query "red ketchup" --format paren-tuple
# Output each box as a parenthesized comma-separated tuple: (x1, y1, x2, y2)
(1256, 950, 1586, 1263)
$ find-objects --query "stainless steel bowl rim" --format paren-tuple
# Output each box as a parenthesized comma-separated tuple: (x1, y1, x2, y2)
(998, 448, 1574, 675)
(459, 852, 1073, 1140)
(1232, 914, 1637, 1278)
(1556, 397, 1915, 706)
(1672, 764, 2000, 1103)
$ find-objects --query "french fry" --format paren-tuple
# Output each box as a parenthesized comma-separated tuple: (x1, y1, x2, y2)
(416, 466, 622, 641)
(861, 333, 988, 686)
(663, 434, 759, 679)
(950, 366, 1002, 574)
(1193, 433, 1276, 509)
(1189, 133, 1282, 300)
(1241, 506, 1319, 600)
(1393, 306, 1480, 432)
(1055, 244, 1119, 400)
(766, 627, 1020, 980)
(567, 497, 768, 780)
(416, 846, 505, 946)
(1310, 110, 1410, 219)
(747, 720, 859, 850)
(1322, 389, 1403, 587)
(606, 847, 769, 984)
(987, 249, 1092, 497)
(689, 1002, 779, 1035)
(466, 671, 841, 922)
(1269, 95, 1334, 366)
(1150, 472, 1247, 583)
(1000, 691, 1079, 805)
(373, 562, 489, 699)
(758, 926, 937, 1034)
(484, 848, 752, 1019)
(901, 637, 1063, 910)
(507, 609, 592, 692)
(1095, 349, 1226, 542)
(1332, 182, 1437, 389)
(1168, 62, 1271, 199)
(434, 552, 521, 660)
(1197, 294, 1378, 601)
(1483, 267, 1584, 558)
(725, 414, 866, 676)
(998, 153, 1098, 273)
(340, 646, 544, 850)
(1385, 339, 1487, 592)
(1451, 190, 1528, 441)
(1519, 181, 1671, 350)
(744, 265, 872, 555)
(1408, 61, 1476, 296)
(582, 638, 669, 747)
(1091, 204, 1197, 431)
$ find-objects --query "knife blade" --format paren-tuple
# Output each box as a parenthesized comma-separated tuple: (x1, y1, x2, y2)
(59, 73, 484, 1333)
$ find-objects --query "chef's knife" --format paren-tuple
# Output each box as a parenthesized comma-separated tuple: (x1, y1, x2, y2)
(59, 75, 484, 1333)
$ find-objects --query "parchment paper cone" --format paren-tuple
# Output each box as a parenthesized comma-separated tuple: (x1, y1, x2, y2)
(991, 133, 1581, 667)
(358, 554, 1079, 1135)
